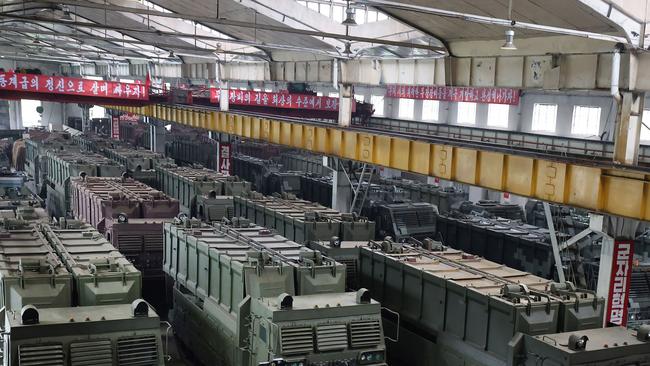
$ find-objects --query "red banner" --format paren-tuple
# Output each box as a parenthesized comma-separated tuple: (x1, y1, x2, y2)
(385, 84, 520, 105)
(210, 88, 352, 112)
(219, 143, 231, 175)
(0, 72, 149, 100)
(606, 240, 634, 326)
(111, 117, 120, 140)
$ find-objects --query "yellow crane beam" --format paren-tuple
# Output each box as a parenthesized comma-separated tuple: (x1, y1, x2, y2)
(107, 104, 650, 222)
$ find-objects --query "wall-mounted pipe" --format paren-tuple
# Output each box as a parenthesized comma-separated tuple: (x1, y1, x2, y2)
(611, 45, 623, 103)
(333, 59, 339, 90)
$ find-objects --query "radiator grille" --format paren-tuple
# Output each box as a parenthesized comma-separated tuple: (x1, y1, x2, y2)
(394, 211, 418, 228)
(316, 324, 348, 352)
(417, 209, 436, 226)
(280, 326, 314, 355)
(144, 234, 164, 252)
(116, 234, 143, 253)
(70, 340, 113, 366)
(350, 320, 382, 348)
(18, 344, 64, 366)
(117, 335, 159, 366)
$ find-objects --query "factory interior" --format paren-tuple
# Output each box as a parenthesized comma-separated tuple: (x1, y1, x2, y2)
(0, 0, 650, 365)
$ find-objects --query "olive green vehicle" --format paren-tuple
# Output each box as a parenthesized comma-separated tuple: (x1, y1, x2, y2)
(0, 212, 163, 366)
(310, 237, 650, 366)
(164, 218, 387, 366)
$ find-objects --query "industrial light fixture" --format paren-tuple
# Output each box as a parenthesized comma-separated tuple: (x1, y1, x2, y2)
(168, 50, 175, 58)
(343, 42, 352, 55)
(342, 1, 357, 26)
(60, 5, 73, 21)
(500, 0, 516, 50)
(32, 37, 42, 44)
(501, 29, 517, 50)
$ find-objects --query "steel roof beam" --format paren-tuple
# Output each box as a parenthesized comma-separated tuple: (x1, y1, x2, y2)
(2, 0, 446, 53)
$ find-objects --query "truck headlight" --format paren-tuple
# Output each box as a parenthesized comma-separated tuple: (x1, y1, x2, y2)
(359, 350, 385, 364)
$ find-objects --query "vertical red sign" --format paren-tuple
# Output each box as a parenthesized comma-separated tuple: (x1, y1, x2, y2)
(219, 143, 231, 175)
(606, 240, 634, 326)
(111, 117, 120, 140)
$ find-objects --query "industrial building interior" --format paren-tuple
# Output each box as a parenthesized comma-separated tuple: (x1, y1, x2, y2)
(0, 0, 650, 365)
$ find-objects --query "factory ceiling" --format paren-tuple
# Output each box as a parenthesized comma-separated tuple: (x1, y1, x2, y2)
(0, 0, 645, 64)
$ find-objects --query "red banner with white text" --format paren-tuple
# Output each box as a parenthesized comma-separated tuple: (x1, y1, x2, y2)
(219, 143, 232, 175)
(385, 84, 520, 105)
(0, 72, 149, 100)
(111, 117, 120, 140)
(606, 240, 634, 327)
(210, 88, 353, 112)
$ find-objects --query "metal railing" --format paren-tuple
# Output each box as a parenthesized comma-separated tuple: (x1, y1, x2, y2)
(366, 117, 650, 164)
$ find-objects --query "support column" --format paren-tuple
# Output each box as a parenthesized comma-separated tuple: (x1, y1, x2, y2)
(330, 158, 352, 212)
(149, 119, 166, 153)
(8, 101, 20, 129)
(597, 215, 639, 327)
(338, 84, 353, 127)
(219, 81, 229, 112)
(613, 92, 645, 165)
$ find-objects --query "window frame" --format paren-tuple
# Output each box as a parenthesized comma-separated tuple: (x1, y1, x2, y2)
(398, 98, 415, 120)
(531, 103, 558, 133)
(421, 100, 440, 122)
(486, 103, 510, 128)
(370, 95, 385, 117)
(456, 102, 477, 125)
(570, 105, 602, 136)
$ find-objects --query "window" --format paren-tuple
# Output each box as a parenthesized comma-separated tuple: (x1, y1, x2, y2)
(319, 3, 330, 16)
(20, 100, 42, 128)
(457, 102, 477, 125)
(355, 94, 365, 102)
(371, 95, 384, 117)
(328, 92, 339, 98)
(641, 110, 650, 141)
(357, 9, 366, 24)
(487, 104, 510, 128)
(531, 103, 558, 132)
(264, 88, 273, 92)
(571, 106, 601, 136)
(332, 5, 344, 23)
(84, 75, 103, 81)
(90, 106, 105, 119)
(119, 78, 135, 84)
(367, 10, 378, 23)
(398, 99, 414, 120)
(422, 100, 439, 121)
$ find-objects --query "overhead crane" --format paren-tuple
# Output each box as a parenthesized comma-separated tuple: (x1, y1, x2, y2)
(107, 102, 650, 222)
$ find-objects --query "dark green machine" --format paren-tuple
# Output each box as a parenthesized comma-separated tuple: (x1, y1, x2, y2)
(233, 193, 375, 243)
(164, 218, 387, 366)
(310, 237, 650, 366)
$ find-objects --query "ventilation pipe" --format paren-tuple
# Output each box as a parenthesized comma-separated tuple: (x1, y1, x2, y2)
(333, 59, 339, 90)
(611, 44, 623, 103)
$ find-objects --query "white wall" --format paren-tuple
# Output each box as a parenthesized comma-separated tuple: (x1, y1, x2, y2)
(348, 86, 618, 142)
